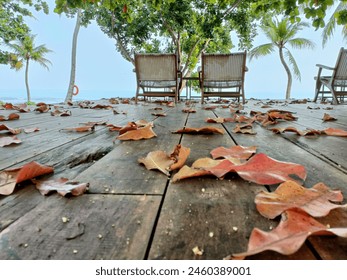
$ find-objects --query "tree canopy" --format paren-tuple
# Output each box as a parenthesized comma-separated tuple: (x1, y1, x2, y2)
(0, 0, 49, 66)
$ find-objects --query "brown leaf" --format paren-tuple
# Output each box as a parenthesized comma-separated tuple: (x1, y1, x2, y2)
(51, 109, 72, 117)
(0, 113, 20, 121)
(255, 181, 345, 219)
(0, 161, 54, 195)
(169, 144, 191, 171)
(80, 120, 108, 126)
(91, 104, 113, 110)
(117, 124, 157, 141)
(151, 112, 167, 117)
(191, 157, 223, 169)
(269, 127, 321, 136)
(107, 124, 123, 132)
(35, 178, 88, 196)
(61, 125, 95, 132)
(24, 127, 40, 133)
(172, 165, 212, 183)
(210, 145, 257, 160)
(205, 117, 225, 123)
(230, 209, 347, 259)
(34, 103, 50, 113)
(138, 151, 174, 176)
(321, 128, 347, 137)
(232, 123, 256, 134)
(182, 108, 196, 113)
(0, 124, 22, 134)
(172, 126, 224, 135)
(203, 106, 217, 110)
(322, 113, 337, 122)
(0, 136, 22, 147)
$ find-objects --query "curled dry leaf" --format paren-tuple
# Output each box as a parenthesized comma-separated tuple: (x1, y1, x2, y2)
(205, 117, 225, 123)
(0, 136, 22, 147)
(34, 103, 50, 113)
(0, 124, 21, 135)
(255, 180, 346, 219)
(232, 123, 256, 135)
(321, 128, 347, 137)
(229, 209, 347, 259)
(151, 112, 167, 117)
(322, 113, 337, 122)
(0, 113, 20, 121)
(169, 144, 191, 171)
(172, 165, 212, 183)
(51, 109, 72, 117)
(138, 151, 174, 176)
(210, 145, 257, 160)
(35, 177, 89, 196)
(24, 127, 40, 134)
(0, 161, 54, 195)
(172, 126, 224, 135)
(80, 120, 108, 126)
(182, 108, 196, 113)
(117, 124, 157, 141)
(269, 127, 321, 136)
(91, 104, 113, 110)
(61, 125, 95, 132)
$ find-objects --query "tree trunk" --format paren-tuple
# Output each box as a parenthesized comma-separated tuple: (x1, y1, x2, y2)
(65, 9, 82, 103)
(279, 47, 292, 99)
(25, 58, 31, 102)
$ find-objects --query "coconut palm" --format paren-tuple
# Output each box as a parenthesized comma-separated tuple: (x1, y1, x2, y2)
(8, 34, 52, 103)
(249, 18, 315, 99)
(322, 1, 347, 47)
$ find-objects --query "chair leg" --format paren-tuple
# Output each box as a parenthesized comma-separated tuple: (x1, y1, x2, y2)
(135, 86, 140, 104)
(325, 83, 339, 105)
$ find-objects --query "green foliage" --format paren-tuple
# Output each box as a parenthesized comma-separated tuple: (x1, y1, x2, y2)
(25, 100, 36, 105)
(0, 0, 49, 67)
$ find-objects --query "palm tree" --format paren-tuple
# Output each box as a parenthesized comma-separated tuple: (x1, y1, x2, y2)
(322, 1, 347, 47)
(8, 34, 52, 103)
(249, 18, 315, 99)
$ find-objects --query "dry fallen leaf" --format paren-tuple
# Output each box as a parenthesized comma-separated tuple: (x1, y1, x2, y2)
(255, 180, 346, 219)
(0, 124, 22, 134)
(35, 177, 89, 196)
(229, 209, 347, 259)
(182, 108, 196, 113)
(138, 151, 174, 176)
(117, 124, 157, 141)
(322, 113, 337, 122)
(172, 126, 224, 135)
(169, 144, 191, 171)
(24, 127, 40, 134)
(205, 117, 225, 123)
(232, 123, 256, 135)
(61, 125, 95, 132)
(0, 161, 54, 195)
(51, 109, 72, 117)
(172, 165, 212, 183)
(210, 145, 257, 160)
(0, 136, 22, 147)
(321, 128, 347, 137)
(0, 113, 20, 121)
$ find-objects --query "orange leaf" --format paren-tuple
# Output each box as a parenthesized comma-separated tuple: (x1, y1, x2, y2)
(169, 144, 191, 171)
(322, 113, 337, 122)
(172, 126, 224, 135)
(210, 145, 256, 160)
(24, 127, 40, 133)
(172, 165, 212, 183)
(255, 181, 345, 219)
(61, 125, 95, 132)
(0, 161, 54, 195)
(35, 178, 88, 196)
(51, 109, 72, 116)
(0, 136, 22, 147)
(205, 117, 225, 123)
(138, 150, 174, 176)
(34, 103, 50, 113)
(230, 209, 347, 259)
(182, 108, 196, 113)
(232, 123, 256, 134)
(0, 124, 22, 134)
(0, 113, 20, 121)
(322, 128, 347, 137)
(117, 124, 157, 140)
(210, 153, 306, 184)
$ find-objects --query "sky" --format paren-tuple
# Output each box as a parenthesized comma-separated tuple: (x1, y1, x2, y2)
(0, 0, 346, 102)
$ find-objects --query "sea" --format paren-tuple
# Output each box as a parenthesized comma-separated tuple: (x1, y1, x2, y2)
(0, 89, 137, 104)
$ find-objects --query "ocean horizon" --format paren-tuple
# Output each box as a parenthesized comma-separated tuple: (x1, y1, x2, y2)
(0, 88, 310, 104)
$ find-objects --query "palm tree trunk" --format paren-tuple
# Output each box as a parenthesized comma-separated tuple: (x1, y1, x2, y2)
(279, 47, 292, 99)
(25, 58, 31, 102)
(65, 9, 81, 103)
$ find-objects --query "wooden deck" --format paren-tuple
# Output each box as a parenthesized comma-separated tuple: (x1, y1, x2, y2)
(0, 98, 346, 260)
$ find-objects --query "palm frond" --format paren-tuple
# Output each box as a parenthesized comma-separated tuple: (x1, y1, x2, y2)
(248, 43, 275, 61)
(284, 49, 301, 81)
(287, 38, 315, 50)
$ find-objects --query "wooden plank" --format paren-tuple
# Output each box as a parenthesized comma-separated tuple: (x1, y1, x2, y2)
(149, 104, 316, 259)
(0, 193, 161, 259)
(73, 104, 186, 195)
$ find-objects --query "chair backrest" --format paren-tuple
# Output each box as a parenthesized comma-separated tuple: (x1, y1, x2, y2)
(135, 53, 177, 81)
(202, 52, 247, 81)
(334, 48, 347, 80)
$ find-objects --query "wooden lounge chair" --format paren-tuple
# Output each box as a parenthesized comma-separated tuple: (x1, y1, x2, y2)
(199, 52, 247, 104)
(314, 47, 347, 104)
(134, 53, 181, 104)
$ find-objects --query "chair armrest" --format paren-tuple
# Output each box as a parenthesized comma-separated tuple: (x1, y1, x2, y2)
(316, 64, 335, 71)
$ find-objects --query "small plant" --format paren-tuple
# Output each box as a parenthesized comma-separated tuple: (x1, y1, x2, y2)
(0, 101, 4, 105)
(25, 101, 36, 105)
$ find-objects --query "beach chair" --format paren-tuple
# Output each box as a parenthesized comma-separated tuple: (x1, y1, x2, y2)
(134, 53, 180, 103)
(199, 52, 247, 104)
(314, 47, 347, 104)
